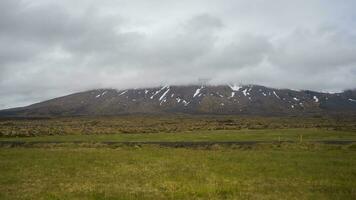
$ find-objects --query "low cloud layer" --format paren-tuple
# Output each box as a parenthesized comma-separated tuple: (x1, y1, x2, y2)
(1, 0, 356, 109)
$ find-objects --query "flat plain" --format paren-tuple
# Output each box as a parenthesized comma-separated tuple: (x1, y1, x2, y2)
(1, 116, 356, 199)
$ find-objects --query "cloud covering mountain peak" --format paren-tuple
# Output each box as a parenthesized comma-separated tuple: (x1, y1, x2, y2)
(1, 0, 356, 109)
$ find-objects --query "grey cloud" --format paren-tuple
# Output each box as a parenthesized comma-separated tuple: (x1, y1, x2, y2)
(141, 14, 223, 68)
(0, 0, 129, 67)
(206, 34, 272, 69)
(184, 14, 223, 32)
(269, 28, 356, 73)
(0, 0, 356, 109)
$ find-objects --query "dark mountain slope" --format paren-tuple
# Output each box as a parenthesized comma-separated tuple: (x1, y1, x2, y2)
(1, 84, 356, 117)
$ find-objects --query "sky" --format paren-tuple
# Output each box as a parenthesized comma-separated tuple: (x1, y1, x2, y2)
(1, 0, 356, 109)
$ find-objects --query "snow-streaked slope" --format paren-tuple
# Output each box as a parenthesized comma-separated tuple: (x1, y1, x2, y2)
(1, 85, 356, 117)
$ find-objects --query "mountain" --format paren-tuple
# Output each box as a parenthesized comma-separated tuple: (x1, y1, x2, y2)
(1, 84, 356, 117)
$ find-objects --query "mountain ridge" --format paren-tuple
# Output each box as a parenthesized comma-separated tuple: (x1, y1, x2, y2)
(1, 84, 356, 117)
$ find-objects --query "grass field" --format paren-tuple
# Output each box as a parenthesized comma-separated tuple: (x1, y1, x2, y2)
(0, 128, 356, 199)
(1, 116, 356, 199)
(1, 143, 356, 200)
(1, 128, 356, 143)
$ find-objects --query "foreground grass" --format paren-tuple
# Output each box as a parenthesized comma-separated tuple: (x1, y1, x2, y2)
(1, 144, 356, 199)
(1, 129, 356, 143)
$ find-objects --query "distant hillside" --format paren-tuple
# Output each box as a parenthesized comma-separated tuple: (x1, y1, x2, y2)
(1, 84, 356, 117)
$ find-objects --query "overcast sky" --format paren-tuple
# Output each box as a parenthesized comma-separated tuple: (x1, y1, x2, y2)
(1, 0, 356, 109)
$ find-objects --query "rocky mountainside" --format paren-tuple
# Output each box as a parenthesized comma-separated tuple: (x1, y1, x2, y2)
(1, 84, 356, 117)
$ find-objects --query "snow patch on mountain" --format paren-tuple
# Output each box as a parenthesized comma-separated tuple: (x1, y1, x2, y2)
(228, 84, 242, 91)
(193, 86, 204, 98)
(242, 89, 249, 96)
(231, 92, 236, 98)
(182, 100, 190, 106)
(96, 91, 107, 98)
(175, 97, 189, 106)
(313, 96, 319, 103)
(159, 88, 170, 101)
(118, 90, 127, 96)
(228, 84, 243, 97)
(150, 85, 169, 99)
(273, 91, 280, 99)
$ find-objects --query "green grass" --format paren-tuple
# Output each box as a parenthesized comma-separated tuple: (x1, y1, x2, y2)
(1, 128, 356, 142)
(1, 145, 356, 199)
(1, 128, 356, 199)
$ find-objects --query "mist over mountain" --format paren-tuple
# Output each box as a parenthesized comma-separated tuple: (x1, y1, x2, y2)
(1, 0, 356, 109)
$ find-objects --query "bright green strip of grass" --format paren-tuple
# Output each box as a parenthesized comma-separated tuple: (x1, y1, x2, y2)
(1, 145, 356, 199)
(1, 129, 356, 142)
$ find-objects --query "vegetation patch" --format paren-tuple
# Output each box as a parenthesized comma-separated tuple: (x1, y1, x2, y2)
(1, 145, 356, 199)
(1, 115, 356, 137)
